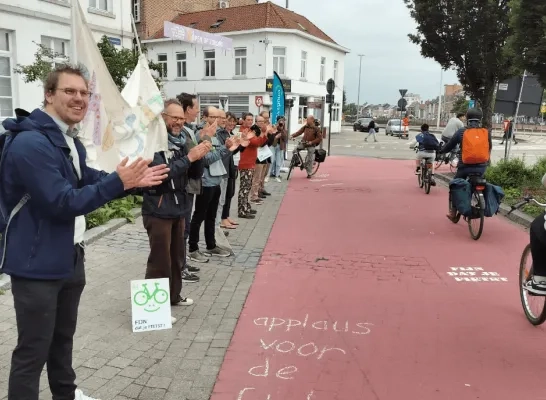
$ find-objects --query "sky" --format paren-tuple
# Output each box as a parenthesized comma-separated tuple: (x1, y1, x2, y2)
(265, 0, 459, 106)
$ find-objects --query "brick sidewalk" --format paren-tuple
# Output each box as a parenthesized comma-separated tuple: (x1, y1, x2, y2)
(0, 179, 288, 400)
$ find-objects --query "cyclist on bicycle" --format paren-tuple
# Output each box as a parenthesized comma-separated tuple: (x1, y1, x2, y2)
(409, 123, 439, 186)
(438, 108, 492, 221)
(290, 115, 323, 178)
(441, 112, 465, 144)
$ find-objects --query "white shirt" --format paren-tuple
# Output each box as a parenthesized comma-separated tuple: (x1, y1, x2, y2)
(46, 112, 86, 244)
(441, 117, 464, 140)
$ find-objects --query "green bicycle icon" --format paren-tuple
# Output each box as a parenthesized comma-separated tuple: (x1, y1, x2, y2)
(133, 282, 169, 312)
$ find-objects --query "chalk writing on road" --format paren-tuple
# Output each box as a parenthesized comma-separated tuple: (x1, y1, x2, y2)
(446, 267, 508, 282)
(236, 316, 374, 399)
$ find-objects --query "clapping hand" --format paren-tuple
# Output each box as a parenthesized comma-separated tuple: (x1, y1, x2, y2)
(116, 157, 170, 190)
(200, 119, 218, 139)
(188, 142, 212, 162)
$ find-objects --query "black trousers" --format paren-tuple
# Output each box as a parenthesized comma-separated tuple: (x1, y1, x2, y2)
(530, 214, 546, 277)
(9, 245, 86, 400)
(189, 185, 221, 252)
(222, 176, 236, 220)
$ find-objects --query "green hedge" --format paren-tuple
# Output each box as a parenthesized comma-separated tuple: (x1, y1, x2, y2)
(485, 157, 546, 217)
(85, 195, 143, 230)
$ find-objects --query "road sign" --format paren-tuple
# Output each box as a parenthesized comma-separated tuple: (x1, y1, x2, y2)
(326, 79, 335, 95)
(468, 100, 475, 109)
(255, 96, 263, 107)
(131, 278, 172, 333)
(397, 98, 407, 110)
(399, 89, 408, 97)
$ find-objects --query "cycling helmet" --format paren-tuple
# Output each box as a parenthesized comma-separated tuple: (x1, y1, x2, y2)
(466, 108, 482, 122)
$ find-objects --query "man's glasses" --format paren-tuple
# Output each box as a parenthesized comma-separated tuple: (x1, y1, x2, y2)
(163, 113, 186, 122)
(56, 88, 92, 98)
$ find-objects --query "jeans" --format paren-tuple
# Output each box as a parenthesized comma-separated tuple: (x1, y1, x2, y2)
(222, 176, 236, 220)
(8, 245, 86, 400)
(366, 128, 377, 141)
(143, 216, 184, 301)
(270, 146, 284, 177)
(216, 177, 228, 227)
(189, 185, 221, 252)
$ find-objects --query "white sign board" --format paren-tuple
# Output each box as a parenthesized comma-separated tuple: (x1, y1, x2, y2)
(131, 278, 172, 332)
(498, 83, 508, 91)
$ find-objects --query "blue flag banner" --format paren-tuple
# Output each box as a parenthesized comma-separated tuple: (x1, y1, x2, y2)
(270, 71, 285, 125)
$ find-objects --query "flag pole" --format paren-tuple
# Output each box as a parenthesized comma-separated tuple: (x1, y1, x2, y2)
(70, 0, 78, 63)
(130, 13, 143, 56)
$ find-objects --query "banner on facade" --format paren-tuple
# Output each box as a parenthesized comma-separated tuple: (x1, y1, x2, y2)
(73, 2, 168, 172)
(270, 71, 285, 124)
(164, 21, 233, 50)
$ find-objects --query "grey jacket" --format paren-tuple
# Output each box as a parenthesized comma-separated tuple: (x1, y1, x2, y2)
(198, 127, 231, 187)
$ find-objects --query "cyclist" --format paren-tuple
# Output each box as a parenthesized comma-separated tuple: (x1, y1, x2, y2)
(527, 175, 546, 294)
(290, 115, 322, 178)
(441, 112, 465, 144)
(409, 123, 439, 185)
(438, 108, 492, 222)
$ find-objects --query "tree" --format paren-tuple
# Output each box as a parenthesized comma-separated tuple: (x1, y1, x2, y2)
(506, 0, 546, 87)
(343, 103, 358, 115)
(451, 96, 469, 115)
(14, 35, 162, 91)
(403, 0, 513, 128)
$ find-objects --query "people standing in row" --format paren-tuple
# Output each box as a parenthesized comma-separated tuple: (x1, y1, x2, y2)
(142, 99, 213, 319)
(0, 64, 170, 400)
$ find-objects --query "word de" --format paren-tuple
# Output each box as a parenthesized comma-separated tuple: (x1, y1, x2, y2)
(238, 387, 315, 400)
(253, 315, 373, 335)
(248, 357, 298, 380)
(447, 267, 507, 282)
(259, 338, 346, 360)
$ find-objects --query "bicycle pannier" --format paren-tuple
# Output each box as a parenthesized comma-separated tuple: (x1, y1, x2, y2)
(449, 178, 472, 217)
(462, 127, 489, 164)
(483, 182, 505, 217)
(314, 148, 327, 163)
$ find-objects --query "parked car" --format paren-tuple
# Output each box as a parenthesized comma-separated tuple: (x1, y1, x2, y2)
(353, 118, 373, 132)
(385, 119, 408, 139)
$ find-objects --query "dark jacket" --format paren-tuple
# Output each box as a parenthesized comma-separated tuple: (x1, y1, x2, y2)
(440, 121, 492, 169)
(293, 124, 322, 146)
(141, 133, 204, 219)
(368, 120, 376, 132)
(0, 109, 125, 279)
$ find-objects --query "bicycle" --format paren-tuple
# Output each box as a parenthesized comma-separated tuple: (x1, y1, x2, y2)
(435, 142, 459, 173)
(287, 141, 322, 180)
(414, 146, 434, 194)
(448, 173, 486, 240)
(133, 282, 169, 308)
(508, 196, 546, 325)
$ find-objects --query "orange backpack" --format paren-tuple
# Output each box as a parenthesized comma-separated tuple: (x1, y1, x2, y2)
(461, 127, 489, 164)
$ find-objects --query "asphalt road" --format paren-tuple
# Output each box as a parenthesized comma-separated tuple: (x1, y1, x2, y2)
(291, 127, 546, 165)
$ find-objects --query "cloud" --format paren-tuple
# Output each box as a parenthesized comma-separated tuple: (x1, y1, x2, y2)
(265, 0, 460, 104)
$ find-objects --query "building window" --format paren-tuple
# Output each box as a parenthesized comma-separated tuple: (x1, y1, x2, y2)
(300, 51, 307, 79)
(157, 54, 167, 78)
(0, 30, 13, 118)
(320, 57, 326, 83)
(333, 60, 338, 82)
(133, 0, 140, 22)
(332, 103, 340, 122)
(41, 36, 69, 66)
(204, 50, 215, 77)
(176, 52, 186, 78)
(234, 48, 247, 76)
(89, 0, 112, 12)
(228, 95, 249, 116)
(272, 47, 286, 75)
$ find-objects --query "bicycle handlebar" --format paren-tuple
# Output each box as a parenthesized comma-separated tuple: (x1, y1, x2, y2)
(508, 195, 546, 215)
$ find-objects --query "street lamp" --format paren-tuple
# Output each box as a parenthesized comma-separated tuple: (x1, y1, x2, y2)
(357, 54, 364, 117)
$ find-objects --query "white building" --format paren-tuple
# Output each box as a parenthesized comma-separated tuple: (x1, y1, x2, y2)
(0, 0, 133, 117)
(142, 2, 349, 134)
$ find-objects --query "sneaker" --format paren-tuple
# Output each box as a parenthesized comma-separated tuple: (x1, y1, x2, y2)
(275, 177, 281, 183)
(187, 264, 200, 273)
(258, 193, 267, 199)
(238, 213, 255, 219)
(307, 175, 311, 179)
(204, 246, 231, 257)
(189, 250, 209, 263)
(182, 271, 200, 283)
(171, 316, 177, 324)
(524, 279, 546, 295)
(262, 190, 271, 196)
(249, 209, 257, 214)
(172, 295, 195, 306)
(250, 200, 263, 205)
(265, 177, 270, 183)
(75, 389, 101, 400)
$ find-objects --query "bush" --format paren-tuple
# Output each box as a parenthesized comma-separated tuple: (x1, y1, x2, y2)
(85, 195, 143, 230)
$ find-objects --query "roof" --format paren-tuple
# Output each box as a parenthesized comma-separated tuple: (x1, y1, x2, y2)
(150, 1, 338, 45)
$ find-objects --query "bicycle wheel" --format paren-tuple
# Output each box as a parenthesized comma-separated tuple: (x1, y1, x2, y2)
(133, 291, 148, 306)
(154, 289, 169, 305)
(287, 157, 297, 180)
(309, 161, 320, 176)
(468, 191, 485, 240)
(424, 167, 431, 194)
(448, 194, 461, 224)
(519, 244, 546, 325)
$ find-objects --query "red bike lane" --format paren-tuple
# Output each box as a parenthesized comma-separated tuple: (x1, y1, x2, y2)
(211, 157, 545, 400)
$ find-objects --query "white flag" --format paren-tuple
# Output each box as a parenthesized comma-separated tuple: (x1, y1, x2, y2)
(72, 2, 168, 172)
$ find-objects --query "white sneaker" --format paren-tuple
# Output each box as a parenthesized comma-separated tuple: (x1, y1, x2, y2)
(265, 177, 270, 183)
(171, 316, 177, 324)
(275, 177, 281, 183)
(180, 297, 194, 306)
(75, 389, 101, 400)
